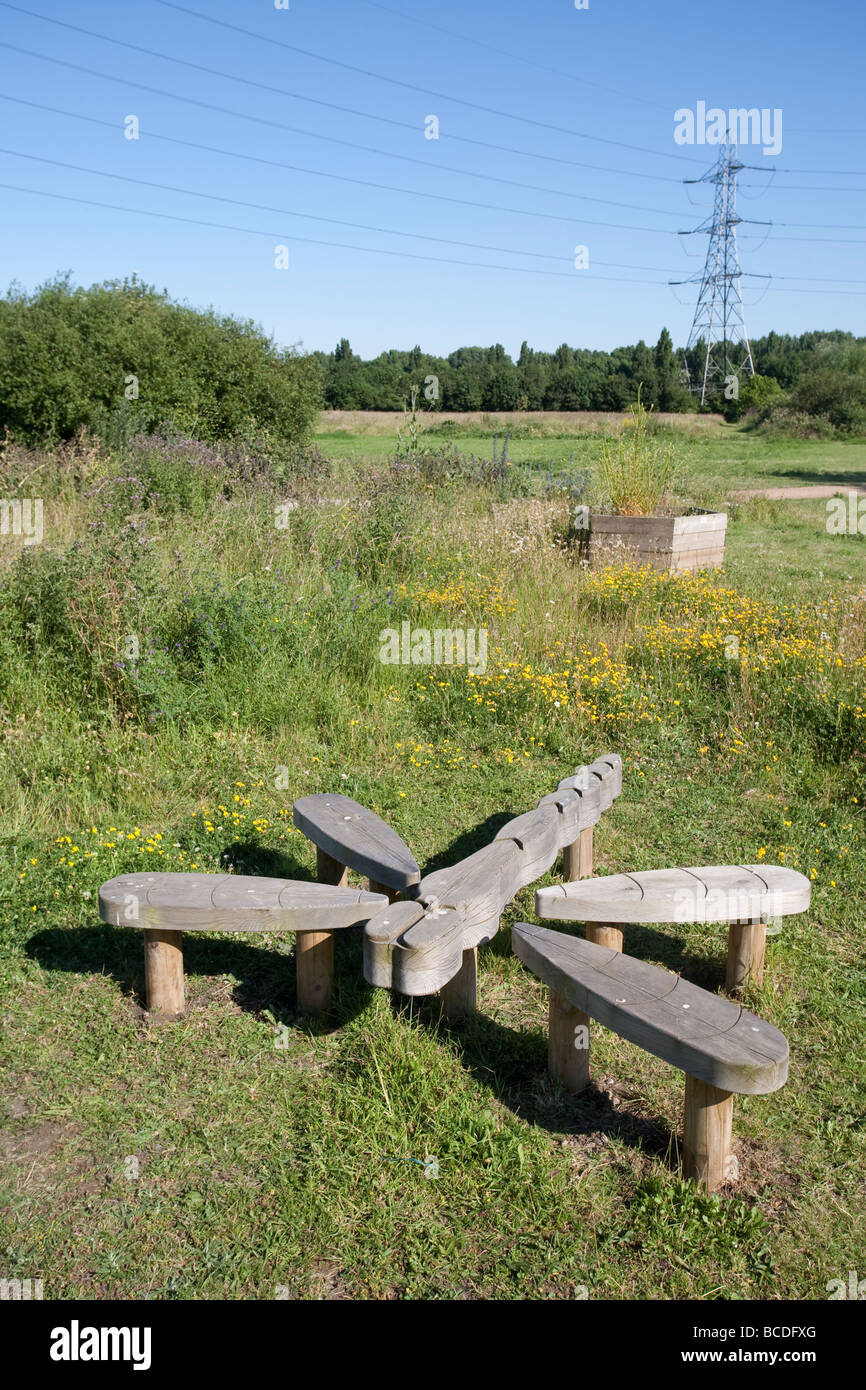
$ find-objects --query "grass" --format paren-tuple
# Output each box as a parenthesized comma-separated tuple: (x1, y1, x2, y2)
(0, 423, 863, 1300)
(316, 418, 866, 494)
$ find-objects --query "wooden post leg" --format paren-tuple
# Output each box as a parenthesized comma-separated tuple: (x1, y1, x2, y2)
(683, 1074, 734, 1192)
(439, 946, 477, 1020)
(316, 846, 347, 887)
(369, 879, 397, 903)
(585, 922, 624, 952)
(144, 929, 184, 1015)
(578, 825, 594, 878)
(726, 918, 766, 992)
(296, 931, 334, 1014)
(562, 824, 593, 883)
(548, 988, 590, 1093)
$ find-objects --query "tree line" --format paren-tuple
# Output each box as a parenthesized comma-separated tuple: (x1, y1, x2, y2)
(312, 329, 866, 423)
(1, 277, 864, 445)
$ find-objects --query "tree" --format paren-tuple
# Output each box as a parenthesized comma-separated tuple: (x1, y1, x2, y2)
(653, 327, 689, 411)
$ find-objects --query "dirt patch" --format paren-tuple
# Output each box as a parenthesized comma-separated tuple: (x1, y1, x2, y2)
(730, 484, 866, 501)
(309, 1259, 350, 1300)
(0, 1119, 83, 1188)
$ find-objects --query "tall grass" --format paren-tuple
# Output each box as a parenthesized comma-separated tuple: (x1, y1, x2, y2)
(596, 388, 681, 515)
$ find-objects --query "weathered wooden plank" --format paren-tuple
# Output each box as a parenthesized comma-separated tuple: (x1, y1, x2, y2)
(671, 549, 726, 571)
(559, 771, 603, 823)
(395, 908, 464, 996)
(99, 873, 387, 933)
(590, 512, 725, 540)
(558, 768, 602, 879)
(495, 803, 561, 889)
(538, 790, 585, 847)
(418, 839, 525, 949)
(670, 531, 728, 551)
(512, 921, 788, 1094)
(672, 513, 729, 536)
(596, 751, 623, 799)
(292, 793, 421, 891)
(587, 758, 617, 811)
(362, 900, 425, 988)
(535, 865, 810, 926)
(556, 771, 602, 820)
(589, 515, 677, 539)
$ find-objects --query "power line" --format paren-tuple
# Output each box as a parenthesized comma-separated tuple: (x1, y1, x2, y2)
(5, 77, 858, 242)
(0, 85, 681, 236)
(0, 182, 676, 285)
(0, 64, 676, 224)
(4, 42, 860, 235)
(353, 0, 670, 113)
(144, 0, 704, 165)
(761, 218, 866, 229)
(743, 182, 866, 193)
(8, 47, 861, 242)
(0, 43, 687, 225)
(765, 272, 866, 284)
(0, 38, 683, 190)
(2, 5, 862, 295)
(742, 162, 866, 177)
(0, 141, 682, 271)
(0, 3, 696, 179)
(741, 231, 866, 244)
(5, 104, 864, 276)
(4, 181, 864, 294)
(8, 4, 856, 191)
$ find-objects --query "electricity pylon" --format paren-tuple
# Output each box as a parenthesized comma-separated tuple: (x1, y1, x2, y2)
(672, 141, 762, 406)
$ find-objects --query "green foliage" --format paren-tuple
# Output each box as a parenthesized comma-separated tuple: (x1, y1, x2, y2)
(313, 328, 866, 419)
(625, 1177, 773, 1282)
(788, 341, 866, 433)
(744, 340, 866, 435)
(0, 275, 322, 446)
(317, 330, 702, 414)
(597, 386, 680, 514)
(738, 373, 785, 412)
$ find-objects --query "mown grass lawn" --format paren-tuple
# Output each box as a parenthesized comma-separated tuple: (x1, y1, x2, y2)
(316, 418, 866, 493)
(0, 425, 863, 1300)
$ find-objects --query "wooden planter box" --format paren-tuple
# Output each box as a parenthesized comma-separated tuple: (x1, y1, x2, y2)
(585, 509, 728, 574)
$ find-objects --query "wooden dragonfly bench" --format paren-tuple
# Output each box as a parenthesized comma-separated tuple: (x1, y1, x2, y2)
(353, 755, 622, 1016)
(98, 872, 387, 1015)
(98, 753, 622, 1020)
(535, 864, 811, 991)
(512, 921, 789, 1191)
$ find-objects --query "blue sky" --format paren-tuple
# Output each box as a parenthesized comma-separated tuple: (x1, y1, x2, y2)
(1, 0, 864, 358)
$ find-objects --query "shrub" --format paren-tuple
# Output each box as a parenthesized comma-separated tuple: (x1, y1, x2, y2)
(752, 342, 866, 435)
(0, 275, 322, 447)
